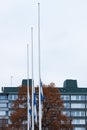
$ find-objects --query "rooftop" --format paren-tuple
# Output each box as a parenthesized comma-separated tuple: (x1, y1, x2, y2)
(2, 87, 19, 94)
(1, 79, 87, 94)
(59, 79, 87, 94)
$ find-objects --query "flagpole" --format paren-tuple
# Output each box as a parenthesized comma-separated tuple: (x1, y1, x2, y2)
(38, 3, 42, 130)
(27, 44, 30, 130)
(31, 27, 34, 130)
(11, 76, 13, 87)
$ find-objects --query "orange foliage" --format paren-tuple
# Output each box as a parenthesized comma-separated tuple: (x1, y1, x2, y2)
(9, 83, 73, 130)
(9, 85, 29, 129)
(42, 83, 73, 130)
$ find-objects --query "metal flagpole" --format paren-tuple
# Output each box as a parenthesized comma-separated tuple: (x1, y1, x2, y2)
(38, 3, 42, 130)
(31, 27, 34, 130)
(11, 76, 13, 87)
(27, 44, 30, 130)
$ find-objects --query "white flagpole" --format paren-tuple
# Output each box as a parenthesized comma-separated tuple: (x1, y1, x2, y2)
(27, 44, 30, 130)
(38, 3, 42, 130)
(31, 27, 34, 130)
(11, 76, 13, 87)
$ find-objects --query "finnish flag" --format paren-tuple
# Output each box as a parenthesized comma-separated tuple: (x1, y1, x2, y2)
(40, 80, 43, 118)
(34, 88, 37, 123)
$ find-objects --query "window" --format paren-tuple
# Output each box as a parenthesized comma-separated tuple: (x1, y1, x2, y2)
(0, 111, 8, 116)
(71, 95, 85, 100)
(0, 95, 7, 100)
(71, 111, 75, 116)
(81, 111, 85, 116)
(72, 119, 85, 124)
(61, 95, 70, 100)
(0, 103, 7, 107)
(71, 103, 85, 108)
(8, 95, 18, 100)
(81, 96, 85, 100)
(64, 103, 70, 108)
(62, 111, 70, 116)
(71, 111, 85, 117)
(71, 96, 78, 100)
(74, 127, 85, 130)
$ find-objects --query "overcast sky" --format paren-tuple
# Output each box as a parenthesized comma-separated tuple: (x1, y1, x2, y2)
(0, 0, 87, 89)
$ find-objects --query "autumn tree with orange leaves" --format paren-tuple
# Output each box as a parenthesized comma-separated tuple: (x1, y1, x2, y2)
(9, 83, 73, 130)
(42, 83, 73, 130)
(9, 85, 28, 130)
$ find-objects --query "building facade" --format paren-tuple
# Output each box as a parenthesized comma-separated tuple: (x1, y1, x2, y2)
(59, 79, 87, 130)
(0, 87, 18, 128)
(0, 79, 32, 128)
(0, 79, 87, 130)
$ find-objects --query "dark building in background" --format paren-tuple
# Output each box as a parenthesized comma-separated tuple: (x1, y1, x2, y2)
(0, 87, 18, 127)
(59, 79, 87, 130)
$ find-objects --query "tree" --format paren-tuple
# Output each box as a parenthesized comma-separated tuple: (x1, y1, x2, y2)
(42, 83, 73, 130)
(9, 83, 73, 130)
(9, 85, 28, 130)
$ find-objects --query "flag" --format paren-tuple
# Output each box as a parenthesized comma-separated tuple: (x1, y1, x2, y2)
(28, 93, 31, 128)
(34, 87, 37, 123)
(40, 80, 43, 103)
(40, 79, 43, 118)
